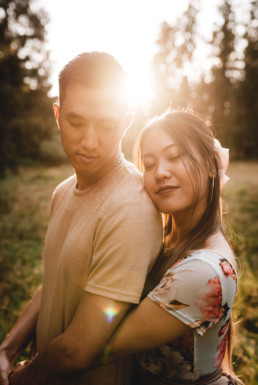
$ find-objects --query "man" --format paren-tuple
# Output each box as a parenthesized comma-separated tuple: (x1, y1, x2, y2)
(0, 52, 163, 385)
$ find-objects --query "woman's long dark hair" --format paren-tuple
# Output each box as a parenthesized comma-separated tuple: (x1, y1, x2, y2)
(134, 110, 237, 379)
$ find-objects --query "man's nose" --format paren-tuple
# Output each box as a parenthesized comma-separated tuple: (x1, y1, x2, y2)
(81, 125, 99, 151)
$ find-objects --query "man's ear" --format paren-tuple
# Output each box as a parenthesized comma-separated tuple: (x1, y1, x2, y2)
(53, 103, 60, 130)
(122, 112, 134, 138)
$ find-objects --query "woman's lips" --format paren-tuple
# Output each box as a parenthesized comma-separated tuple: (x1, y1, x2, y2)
(156, 185, 179, 195)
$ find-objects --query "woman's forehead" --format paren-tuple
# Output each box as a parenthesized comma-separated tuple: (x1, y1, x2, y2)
(142, 126, 176, 152)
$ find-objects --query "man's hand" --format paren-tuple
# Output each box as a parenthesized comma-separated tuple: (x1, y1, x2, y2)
(0, 287, 42, 385)
(9, 361, 40, 385)
(0, 349, 12, 385)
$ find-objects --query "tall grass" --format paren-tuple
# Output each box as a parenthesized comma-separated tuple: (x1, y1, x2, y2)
(0, 161, 257, 384)
(0, 164, 73, 341)
(222, 162, 258, 385)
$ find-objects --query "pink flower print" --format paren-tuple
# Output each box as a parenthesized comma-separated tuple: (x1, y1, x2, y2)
(171, 260, 183, 269)
(219, 258, 237, 283)
(195, 276, 223, 323)
(169, 334, 194, 369)
(218, 323, 229, 337)
(219, 259, 233, 277)
(214, 333, 228, 368)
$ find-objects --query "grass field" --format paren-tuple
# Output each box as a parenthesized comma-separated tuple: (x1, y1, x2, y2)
(0, 161, 257, 384)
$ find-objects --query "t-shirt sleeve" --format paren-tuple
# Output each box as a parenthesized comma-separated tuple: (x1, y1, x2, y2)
(147, 256, 237, 336)
(85, 199, 163, 304)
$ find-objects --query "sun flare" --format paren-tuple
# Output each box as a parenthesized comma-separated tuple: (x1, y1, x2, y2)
(127, 71, 153, 106)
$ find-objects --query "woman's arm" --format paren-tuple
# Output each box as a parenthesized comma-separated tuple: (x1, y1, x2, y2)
(99, 296, 190, 365)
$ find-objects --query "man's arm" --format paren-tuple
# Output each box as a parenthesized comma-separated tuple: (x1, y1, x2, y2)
(9, 292, 130, 385)
(0, 286, 42, 385)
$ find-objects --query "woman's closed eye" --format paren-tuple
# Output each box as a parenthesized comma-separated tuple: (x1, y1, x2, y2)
(143, 162, 155, 170)
(168, 154, 181, 162)
(166, 149, 182, 162)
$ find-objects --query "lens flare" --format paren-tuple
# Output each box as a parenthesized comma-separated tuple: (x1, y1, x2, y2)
(103, 306, 119, 322)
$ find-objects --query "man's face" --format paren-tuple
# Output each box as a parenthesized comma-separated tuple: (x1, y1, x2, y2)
(54, 83, 131, 189)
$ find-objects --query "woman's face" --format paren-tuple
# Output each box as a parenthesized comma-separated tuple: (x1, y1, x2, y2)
(141, 127, 209, 216)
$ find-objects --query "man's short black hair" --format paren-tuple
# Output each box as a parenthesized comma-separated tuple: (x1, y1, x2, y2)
(59, 51, 129, 109)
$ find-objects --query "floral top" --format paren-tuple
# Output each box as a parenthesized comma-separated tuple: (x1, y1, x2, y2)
(137, 250, 237, 382)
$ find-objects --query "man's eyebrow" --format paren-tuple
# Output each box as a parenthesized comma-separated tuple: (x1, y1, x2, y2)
(66, 112, 83, 119)
(143, 143, 177, 158)
(65, 112, 121, 121)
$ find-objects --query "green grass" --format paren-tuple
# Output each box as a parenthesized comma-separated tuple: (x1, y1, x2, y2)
(0, 161, 257, 384)
(222, 162, 258, 385)
(0, 164, 73, 341)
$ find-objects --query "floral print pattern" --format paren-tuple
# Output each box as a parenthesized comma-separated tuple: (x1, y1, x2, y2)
(214, 332, 228, 368)
(220, 258, 237, 282)
(142, 250, 238, 381)
(195, 276, 223, 323)
(218, 320, 229, 337)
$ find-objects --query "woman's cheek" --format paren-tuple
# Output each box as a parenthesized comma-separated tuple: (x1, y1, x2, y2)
(143, 174, 153, 194)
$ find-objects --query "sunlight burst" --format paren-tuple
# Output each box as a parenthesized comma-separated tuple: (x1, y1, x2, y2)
(127, 71, 152, 106)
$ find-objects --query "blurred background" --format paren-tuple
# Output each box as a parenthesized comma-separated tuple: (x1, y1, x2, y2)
(0, 0, 257, 384)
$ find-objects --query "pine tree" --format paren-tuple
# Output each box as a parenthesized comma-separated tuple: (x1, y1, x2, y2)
(235, 0, 258, 157)
(207, 0, 237, 146)
(150, 1, 199, 114)
(0, 0, 55, 176)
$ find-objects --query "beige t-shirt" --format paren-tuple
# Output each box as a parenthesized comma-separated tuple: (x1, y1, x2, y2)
(36, 155, 163, 384)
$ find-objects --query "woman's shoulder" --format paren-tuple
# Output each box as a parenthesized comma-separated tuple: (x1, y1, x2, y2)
(148, 247, 238, 328)
(170, 248, 237, 281)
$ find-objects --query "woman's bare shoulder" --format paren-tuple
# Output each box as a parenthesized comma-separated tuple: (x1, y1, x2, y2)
(201, 232, 237, 271)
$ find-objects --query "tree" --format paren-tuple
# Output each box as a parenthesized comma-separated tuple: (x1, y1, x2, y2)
(206, 0, 237, 146)
(0, 0, 55, 176)
(150, 1, 199, 114)
(234, 0, 258, 157)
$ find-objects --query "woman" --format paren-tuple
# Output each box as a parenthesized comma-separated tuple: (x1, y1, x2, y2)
(102, 110, 240, 385)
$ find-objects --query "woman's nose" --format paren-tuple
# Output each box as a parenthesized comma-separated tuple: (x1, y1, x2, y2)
(155, 161, 171, 180)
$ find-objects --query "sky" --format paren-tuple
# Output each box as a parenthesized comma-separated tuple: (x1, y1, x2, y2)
(36, 0, 250, 104)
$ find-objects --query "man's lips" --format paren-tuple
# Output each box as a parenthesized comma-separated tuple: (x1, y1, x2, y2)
(78, 153, 98, 163)
(156, 185, 179, 194)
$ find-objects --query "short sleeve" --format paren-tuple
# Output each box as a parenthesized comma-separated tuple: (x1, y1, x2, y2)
(148, 254, 237, 336)
(86, 198, 163, 304)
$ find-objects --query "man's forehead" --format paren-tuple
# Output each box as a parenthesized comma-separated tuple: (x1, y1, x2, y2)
(62, 82, 128, 111)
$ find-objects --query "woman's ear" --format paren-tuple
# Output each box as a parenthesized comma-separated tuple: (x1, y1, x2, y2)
(208, 156, 217, 179)
(209, 166, 217, 179)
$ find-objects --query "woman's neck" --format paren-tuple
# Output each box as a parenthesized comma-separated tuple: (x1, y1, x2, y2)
(168, 203, 206, 247)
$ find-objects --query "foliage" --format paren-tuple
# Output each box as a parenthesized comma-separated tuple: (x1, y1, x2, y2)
(151, 1, 199, 113)
(222, 162, 258, 384)
(233, 0, 258, 158)
(150, 0, 258, 159)
(0, 0, 56, 177)
(0, 165, 73, 341)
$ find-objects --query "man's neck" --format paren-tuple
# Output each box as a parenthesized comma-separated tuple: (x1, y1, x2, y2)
(76, 151, 122, 191)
